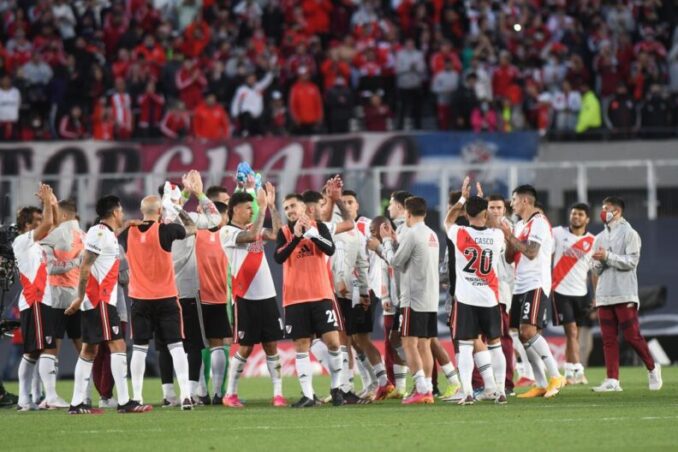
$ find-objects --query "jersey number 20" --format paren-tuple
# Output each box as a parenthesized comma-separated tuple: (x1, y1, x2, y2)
(463, 248, 493, 275)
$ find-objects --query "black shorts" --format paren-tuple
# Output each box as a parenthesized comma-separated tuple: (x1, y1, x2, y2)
(20, 304, 57, 354)
(400, 307, 437, 338)
(234, 297, 284, 346)
(181, 299, 233, 350)
(130, 297, 183, 345)
(510, 289, 549, 329)
(552, 293, 592, 326)
(82, 303, 124, 345)
(52, 308, 82, 340)
(284, 299, 338, 341)
(452, 302, 502, 341)
(337, 297, 374, 336)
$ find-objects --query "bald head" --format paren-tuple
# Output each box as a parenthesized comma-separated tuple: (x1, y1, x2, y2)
(141, 195, 162, 217)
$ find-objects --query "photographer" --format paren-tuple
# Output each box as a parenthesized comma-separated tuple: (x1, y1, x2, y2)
(12, 184, 69, 410)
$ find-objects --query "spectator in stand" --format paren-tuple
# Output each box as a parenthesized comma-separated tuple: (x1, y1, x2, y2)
(471, 99, 497, 133)
(193, 93, 230, 140)
(594, 42, 622, 110)
(230, 70, 274, 137)
(208, 61, 230, 106)
(492, 51, 518, 101)
(175, 57, 207, 110)
(93, 106, 115, 140)
(325, 76, 354, 134)
(111, 77, 133, 139)
(395, 38, 426, 130)
(285, 42, 317, 85)
(264, 90, 288, 136)
(133, 34, 166, 80)
(19, 113, 52, 141)
(321, 48, 351, 92)
(430, 40, 462, 76)
(576, 83, 602, 134)
(431, 60, 459, 130)
(289, 66, 323, 135)
(605, 83, 637, 137)
(565, 54, 591, 91)
(451, 72, 478, 130)
(552, 80, 581, 132)
(138, 81, 165, 138)
(160, 100, 191, 139)
(302, 0, 332, 46)
(363, 90, 391, 132)
(20, 52, 53, 110)
(59, 105, 87, 139)
(641, 83, 671, 137)
(0, 75, 21, 140)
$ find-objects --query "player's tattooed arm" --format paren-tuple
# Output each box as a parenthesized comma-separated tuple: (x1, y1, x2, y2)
(506, 235, 540, 260)
(66, 250, 99, 315)
(175, 208, 196, 237)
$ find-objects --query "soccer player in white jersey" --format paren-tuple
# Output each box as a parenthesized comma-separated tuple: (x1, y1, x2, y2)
(551, 203, 595, 385)
(221, 183, 287, 408)
(446, 193, 508, 405)
(500, 185, 564, 399)
(370, 196, 439, 405)
(65, 195, 152, 414)
(13, 184, 68, 411)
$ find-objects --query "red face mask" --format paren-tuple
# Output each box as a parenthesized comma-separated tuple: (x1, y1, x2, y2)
(600, 210, 614, 224)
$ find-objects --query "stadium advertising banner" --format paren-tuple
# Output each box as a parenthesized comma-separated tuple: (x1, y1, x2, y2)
(0, 132, 538, 223)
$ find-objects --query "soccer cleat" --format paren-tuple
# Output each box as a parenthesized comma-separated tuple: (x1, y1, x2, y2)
(181, 398, 194, 411)
(544, 376, 565, 398)
(212, 394, 223, 406)
(291, 396, 318, 408)
(574, 372, 589, 385)
(330, 388, 346, 406)
(321, 394, 332, 404)
(313, 394, 324, 405)
(68, 404, 104, 415)
(439, 384, 460, 400)
(592, 379, 623, 392)
(272, 395, 288, 407)
(0, 392, 18, 408)
(517, 387, 547, 398)
(495, 392, 508, 405)
(402, 391, 434, 405)
(39, 397, 69, 410)
(341, 390, 366, 405)
(374, 383, 395, 401)
(457, 395, 475, 406)
(648, 364, 663, 391)
(515, 376, 535, 387)
(198, 395, 211, 406)
(357, 383, 377, 400)
(16, 402, 38, 412)
(506, 389, 516, 397)
(442, 387, 465, 402)
(475, 389, 498, 401)
(222, 394, 244, 408)
(98, 397, 118, 409)
(386, 388, 406, 400)
(117, 400, 153, 413)
(162, 398, 179, 408)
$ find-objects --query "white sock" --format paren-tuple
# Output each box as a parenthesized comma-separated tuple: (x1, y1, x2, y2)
(426, 377, 433, 393)
(511, 331, 533, 379)
(197, 362, 207, 397)
(373, 362, 389, 387)
(310, 339, 331, 374)
(474, 350, 497, 393)
(168, 342, 191, 401)
(564, 362, 574, 379)
(189, 380, 199, 398)
(266, 354, 283, 397)
(295, 352, 314, 399)
(31, 363, 41, 404)
(441, 362, 460, 386)
(328, 348, 343, 390)
(524, 340, 548, 388)
(574, 362, 584, 374)
(339, 346, 353, 392)
(526, 335, 560, 379)
(458, 341, 474, 397)
(85, 377, 93, 402)
(393, 364, 408, 392)
(19, 356, 37, 406)
(365, 356, 377, 388)
(413, 369, 427, 394)
(211, 347, 227, 397)
(111, 352, 130, 405)
(70, 357, 94, 406)
(38, 354, 58, 402)
(488, 344, 507, 393)
(226, 352, 247, 396)
(355, 353, 372, 390)
(162, 383, 176, 401)
(131, 345, 148, 402)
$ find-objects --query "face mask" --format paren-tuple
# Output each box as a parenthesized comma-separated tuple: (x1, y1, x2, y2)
(600, 210, 614, 224)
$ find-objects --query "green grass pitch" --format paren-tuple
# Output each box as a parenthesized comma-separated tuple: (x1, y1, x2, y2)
(2, 367, 677, 451)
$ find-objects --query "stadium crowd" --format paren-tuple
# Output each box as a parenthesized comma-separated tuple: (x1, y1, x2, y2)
(0, 0, 677, 141)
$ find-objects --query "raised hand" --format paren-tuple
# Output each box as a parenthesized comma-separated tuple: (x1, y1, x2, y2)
(265, 181, 276, 207)
(256, 187, 267, 207)
(461, 176, 471, 199)
(475, 181, 484, 198)
(379, 222, 394, 241)
(189, 170, 204, 195)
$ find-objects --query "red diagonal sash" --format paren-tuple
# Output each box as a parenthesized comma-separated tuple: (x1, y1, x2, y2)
(86, 260, 120, 308)
(552, 235, 594, 291)
(233, 234, 264, 299)
(19, 263, 48, 307)
(456, 228, 499, 302)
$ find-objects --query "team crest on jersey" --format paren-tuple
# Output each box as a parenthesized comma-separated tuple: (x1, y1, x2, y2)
(238, 331, 245, 339)
(582, 241, 591, 251)
(112, 326, 119, 335)
(45, 336, 52, 344)
(286, 325, 292, 334)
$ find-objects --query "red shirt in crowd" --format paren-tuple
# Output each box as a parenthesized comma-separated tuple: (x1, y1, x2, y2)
(302, 0, 332, 35)
(289, 79, 323, 125)
(175, 65, 207, 110)
(492, 63, 520, 99)
(138, 92, 165, 128)
(193, 102, 230, 140)
(160, 110, 191, 139)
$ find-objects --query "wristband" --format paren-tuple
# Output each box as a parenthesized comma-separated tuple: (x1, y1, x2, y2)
(457, 196, 466, 206)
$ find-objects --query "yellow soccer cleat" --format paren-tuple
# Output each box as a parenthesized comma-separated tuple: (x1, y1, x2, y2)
(439, 384, 461, 401)
(386, 388, 406, 400)
(517, 387, 547, 399)
(544, 376, 565, 398)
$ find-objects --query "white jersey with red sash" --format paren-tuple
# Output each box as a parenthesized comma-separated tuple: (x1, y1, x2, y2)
(220, 224, 276, 300)
(83, 224, 120, 309)
(513, 213, 553, 296)
(551, 226, 595, 297)
(13, 230, 52, 311)
(447, 224, 504, 307)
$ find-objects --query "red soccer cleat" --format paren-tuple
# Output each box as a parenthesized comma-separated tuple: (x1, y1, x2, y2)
(374, 383, 396, 401)
(402, 391, 434, 405)
(272, 395, 288, 407)
(222, 394, 245, 408)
